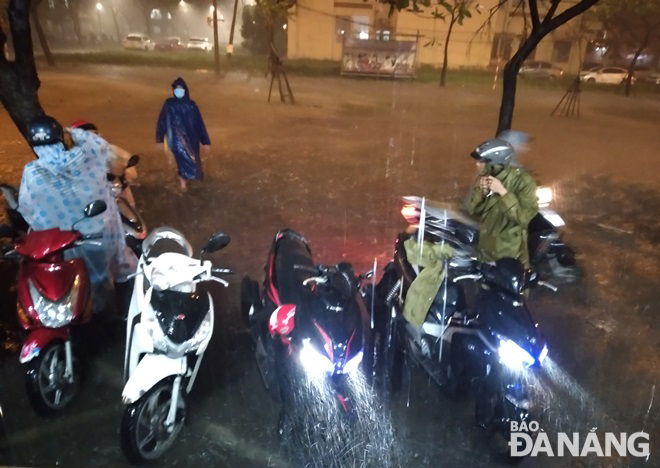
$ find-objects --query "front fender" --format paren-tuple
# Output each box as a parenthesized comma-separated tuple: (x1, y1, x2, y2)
(20, 328, 69, 363)
(122, 354, 186, 404)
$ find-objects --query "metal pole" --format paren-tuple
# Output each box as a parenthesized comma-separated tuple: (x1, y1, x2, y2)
(227, 0, 239, 57)
(212, 0, 220, 75)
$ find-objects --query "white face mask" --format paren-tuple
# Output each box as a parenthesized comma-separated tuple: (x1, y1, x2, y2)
(173, 88, 185, 99)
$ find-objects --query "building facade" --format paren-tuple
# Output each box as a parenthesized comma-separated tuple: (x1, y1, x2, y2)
(287, 0, 588, 74)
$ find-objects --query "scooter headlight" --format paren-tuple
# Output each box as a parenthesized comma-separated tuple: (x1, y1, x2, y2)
(498, 338, 535, 370)
(142, 305, 213, 357)
(177, 310, 213, 355)
(28, 277, 80, 327)
(341, 350, 363, 375)
(299, 338, 334, 377)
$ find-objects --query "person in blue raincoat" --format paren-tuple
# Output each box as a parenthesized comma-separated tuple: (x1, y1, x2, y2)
(156, 77, 211, 191)
(18, 115, 137, 312)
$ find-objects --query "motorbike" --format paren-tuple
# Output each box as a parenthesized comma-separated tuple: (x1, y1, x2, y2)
(120, 226, 232, 464)
(400, 189, 579, 283)
(373, 231, 554, 462)
(1, 154, 146, 256)
(241, 230, 373, 438)
(1, 200, 107, 416)
(107, 154, 147, 257)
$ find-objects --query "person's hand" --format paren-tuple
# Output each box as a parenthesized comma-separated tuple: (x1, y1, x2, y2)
(156, 142, 164, 152)
(201, 145, 211, 156)
(486, 176, 507, 196)
(478, 176, 490, 192)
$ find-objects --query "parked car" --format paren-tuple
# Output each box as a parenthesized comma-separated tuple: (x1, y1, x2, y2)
(187, 37, 213, 52)
(579, 66, 633, 85)
(155, 37, 184, 52)
(640, 71, 660, 86)
(519, 61, 564, 79)
(123, 34, 155, 51)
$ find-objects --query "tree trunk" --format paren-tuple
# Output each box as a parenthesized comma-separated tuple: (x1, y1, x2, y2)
(67, 0, 83, 46)
(625, 37, 649, 97)
(111, 6, 122, 45)
(440, 14, 457, 87)
(0, 0, 45, 139)
(212, 0, 220, 75)
(31, 0, 55, 66)
(496, 0, 599, 134)
(497, 32, 544, 135)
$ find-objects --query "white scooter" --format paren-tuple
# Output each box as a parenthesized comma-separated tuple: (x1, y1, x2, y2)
(120, 226, 232, 463)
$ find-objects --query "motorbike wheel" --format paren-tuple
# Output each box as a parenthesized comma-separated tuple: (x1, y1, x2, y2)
(25, 340, 81, 417)
(120, 377, 186, 464)
(475, 391, 527, 465)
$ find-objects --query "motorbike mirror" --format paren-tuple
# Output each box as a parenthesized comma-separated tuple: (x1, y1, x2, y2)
(203, 232, 230, 253)
(84, 200, 107, 218)
(360, 270, 374, 280)
(126, 154, 140, 168)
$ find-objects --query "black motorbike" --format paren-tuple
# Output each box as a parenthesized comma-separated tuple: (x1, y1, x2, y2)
(372, 232, 554, 463)
(400, 194, 579, 283)
(241, 230, 380, 464)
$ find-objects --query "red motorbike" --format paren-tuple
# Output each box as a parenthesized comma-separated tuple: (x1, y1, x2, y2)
(5, 200, 107, 416)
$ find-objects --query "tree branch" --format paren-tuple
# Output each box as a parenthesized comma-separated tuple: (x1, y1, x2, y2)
(542, 0, 560, 25)
(545, 0, 600, 33)
(528, 0, 540, 30)
(469, 0, 507, 44)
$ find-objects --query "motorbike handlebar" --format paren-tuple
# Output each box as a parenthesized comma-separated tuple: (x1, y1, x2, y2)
(212, 267, 234, 275)
(452, 273, 482, 283)
(538, 280, 558, 292)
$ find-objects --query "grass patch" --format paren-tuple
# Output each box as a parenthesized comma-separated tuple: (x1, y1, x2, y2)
(44, 50, 660, 96)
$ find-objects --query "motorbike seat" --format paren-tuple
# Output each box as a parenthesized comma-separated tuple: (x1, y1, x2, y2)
(272, 232, 314, 305)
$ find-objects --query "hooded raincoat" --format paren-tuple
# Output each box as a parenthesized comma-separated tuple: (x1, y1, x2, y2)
(155, 77, 211, 180)
(468, 164, 538, 267)
(18, 129, 137, 307)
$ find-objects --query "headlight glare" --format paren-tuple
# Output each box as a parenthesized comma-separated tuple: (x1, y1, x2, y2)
(498, 338, 535, 370)
(299, 338, 334, 376)
(342, 350, 363, 375)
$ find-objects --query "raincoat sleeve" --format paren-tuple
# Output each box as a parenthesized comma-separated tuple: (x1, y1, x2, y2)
(156, 101, 168, 144)
(498, 173, 539, 227)
(468, 183, 488, 216)
(17, 166, 36, 227)
(194, 104, 211, 146)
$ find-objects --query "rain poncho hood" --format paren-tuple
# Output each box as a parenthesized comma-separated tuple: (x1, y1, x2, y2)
(156, 77, 210, 180)
(171, 77, 189, 95)
(402, 238, 454, 328)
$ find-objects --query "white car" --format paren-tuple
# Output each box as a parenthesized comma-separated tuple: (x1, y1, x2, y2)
(579, 66, 633, 85)
(187, 37, 213, 52)
(123, 34, 155, 51)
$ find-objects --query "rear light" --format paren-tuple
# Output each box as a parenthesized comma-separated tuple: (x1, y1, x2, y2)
(401, 204, 419, 224)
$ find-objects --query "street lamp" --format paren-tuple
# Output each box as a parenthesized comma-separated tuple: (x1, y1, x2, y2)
(96, 2, 104, 42)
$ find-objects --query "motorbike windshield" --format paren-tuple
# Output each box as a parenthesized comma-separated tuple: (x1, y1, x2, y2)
(16, 228, 80, 260)
(150, 289, 209, 344)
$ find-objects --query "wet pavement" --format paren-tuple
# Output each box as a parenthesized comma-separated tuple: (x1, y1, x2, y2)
(1, 65, 659, 467)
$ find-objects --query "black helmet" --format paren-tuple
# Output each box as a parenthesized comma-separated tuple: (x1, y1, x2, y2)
(27, 115, 64, 147)
(470, 138, 515, 165)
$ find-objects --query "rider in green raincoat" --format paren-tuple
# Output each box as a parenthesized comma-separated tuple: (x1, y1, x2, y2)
(468, 137, 538, 267)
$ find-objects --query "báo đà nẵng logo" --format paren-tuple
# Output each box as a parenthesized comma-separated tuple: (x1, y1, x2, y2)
(509, 421, 650, 458)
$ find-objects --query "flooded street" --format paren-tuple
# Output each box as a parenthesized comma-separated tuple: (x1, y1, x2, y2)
(1, 65, 659, 467)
